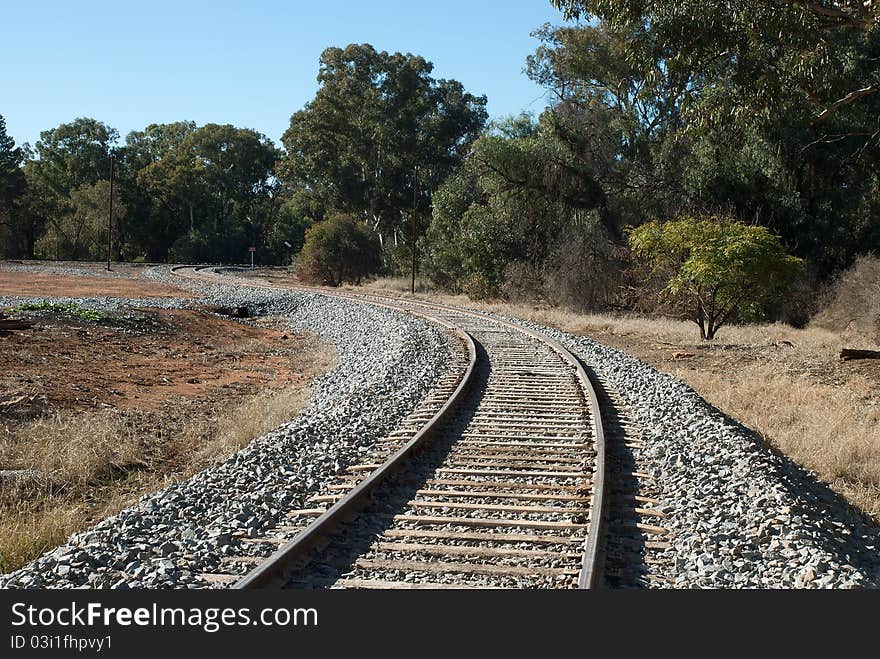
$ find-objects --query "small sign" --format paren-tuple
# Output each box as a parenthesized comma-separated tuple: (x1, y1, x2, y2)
(248, 246, 256, 252)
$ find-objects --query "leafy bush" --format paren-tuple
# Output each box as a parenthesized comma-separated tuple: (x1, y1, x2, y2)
(629, 215, 804, 339)
(294, 214, 382, 286)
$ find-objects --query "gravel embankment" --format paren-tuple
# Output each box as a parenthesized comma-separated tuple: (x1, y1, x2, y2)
(1, 269, 451, 589)
(492, 313, 880, 589)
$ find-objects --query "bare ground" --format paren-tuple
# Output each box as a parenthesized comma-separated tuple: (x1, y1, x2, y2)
(0, 267, 336, 572)
(0, 270, 190, 299)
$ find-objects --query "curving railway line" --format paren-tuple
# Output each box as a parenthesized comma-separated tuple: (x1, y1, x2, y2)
(173, 266, 667, 589)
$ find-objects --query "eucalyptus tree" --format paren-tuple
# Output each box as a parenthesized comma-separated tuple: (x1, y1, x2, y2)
(546, 1, 880, 273)
(280, 43, 488, 262)
(0, 115, 27, 257)
(136, 123, 279, 262)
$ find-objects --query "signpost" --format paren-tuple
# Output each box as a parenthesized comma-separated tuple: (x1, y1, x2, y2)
(249, 246, 256, 269)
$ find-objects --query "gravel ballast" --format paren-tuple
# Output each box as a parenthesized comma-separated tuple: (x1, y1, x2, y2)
(1, 269, 451, 589)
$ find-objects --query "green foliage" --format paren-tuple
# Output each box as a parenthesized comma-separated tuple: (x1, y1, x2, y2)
(135, 123, 279, 263)
(262, 192, 322, 265)
(525, 3, 880, 279)
(9, 301, 117, 323)
(549, 1, 879, 136)
(628, 216, 804, 338)
(0, 115, 27, 257)
(37, 180, 125, 261)
(294, 214, 382, 286)
(31, 118, 117, 198)
(422, 113, 615, 300)
(422, 165, 520, 298)
(280, 43, 488, 269)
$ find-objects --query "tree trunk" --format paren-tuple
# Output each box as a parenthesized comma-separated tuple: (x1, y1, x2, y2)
(697, 311, 707, 340)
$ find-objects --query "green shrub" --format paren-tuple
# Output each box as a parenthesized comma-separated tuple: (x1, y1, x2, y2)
(629, 215, 804, 339)
(294, 214, 382, 286)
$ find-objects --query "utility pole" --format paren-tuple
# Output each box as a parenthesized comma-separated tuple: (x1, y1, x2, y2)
(107, 153, 114, 271)
(411, 165, 418, 294)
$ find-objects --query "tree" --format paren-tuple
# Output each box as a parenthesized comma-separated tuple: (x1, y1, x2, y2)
(422, 114, 619, 302)
(295, 213, 382, 286)
(18, 118, 118, 259)
(525, 20, 695, 226)
(262, 190, 323, 265)
(30, 118, 117, 198)
(117, 121, 197, 259)
(38, 180, 125, 260)
(137, 123, 279, 262)
(550, 1, 880, 151)
(0, 115, 27, 257)
(539, 2, 880, 276)
(280, 44, 487, 267)
(628, 216, 804, 339)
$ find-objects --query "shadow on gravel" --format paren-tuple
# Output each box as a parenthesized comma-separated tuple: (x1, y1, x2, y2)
(712, 407, 880, 587)
(584, 368, 650, 589)
(282, 340, 491, 589)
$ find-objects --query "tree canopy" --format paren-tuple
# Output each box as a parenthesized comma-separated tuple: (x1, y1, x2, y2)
(280, 44, 488, 252)
(0, 115, 27, 257)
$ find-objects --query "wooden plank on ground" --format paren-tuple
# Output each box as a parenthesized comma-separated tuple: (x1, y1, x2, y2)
(393, 514, 588, 531)
(355, 557, 575, 578)
(841, 348, 880, 361)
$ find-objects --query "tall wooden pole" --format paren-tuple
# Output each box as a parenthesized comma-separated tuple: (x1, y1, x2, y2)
(107, 153, 114, 271)
(411, 166, 418, 294)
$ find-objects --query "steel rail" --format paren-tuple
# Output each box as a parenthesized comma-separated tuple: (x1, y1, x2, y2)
(171, 266, 606, 589)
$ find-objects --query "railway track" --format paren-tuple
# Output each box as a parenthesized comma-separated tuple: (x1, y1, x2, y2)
(173, 266, 668, 588)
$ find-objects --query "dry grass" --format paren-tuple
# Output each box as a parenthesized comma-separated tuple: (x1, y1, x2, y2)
(677, 365, 880, 519)
(355, 277, 880, 521)
(813, 255, 880, 344)
(0, 344, 336, 573)
(362, 276, 436, 294)
(0, 499, 84, 574)
(190, 386, 315, 470)
(1, 412, 146, 487)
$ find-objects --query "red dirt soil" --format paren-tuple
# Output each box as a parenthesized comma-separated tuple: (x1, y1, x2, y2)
(0, 272, 189, 299)
(0, 310, 314, 418)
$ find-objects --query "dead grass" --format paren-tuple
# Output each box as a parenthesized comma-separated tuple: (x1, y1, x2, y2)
(0, 342, 336, 573)
(354, 277, 880, 521)
(362, 276, 436, 294)
(677, 365, 880, 519)
(813, 255, 880, 344)
(190, 386, 316, 470)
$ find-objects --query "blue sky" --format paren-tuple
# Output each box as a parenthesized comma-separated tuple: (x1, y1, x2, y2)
(2, 1, 570, 149)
